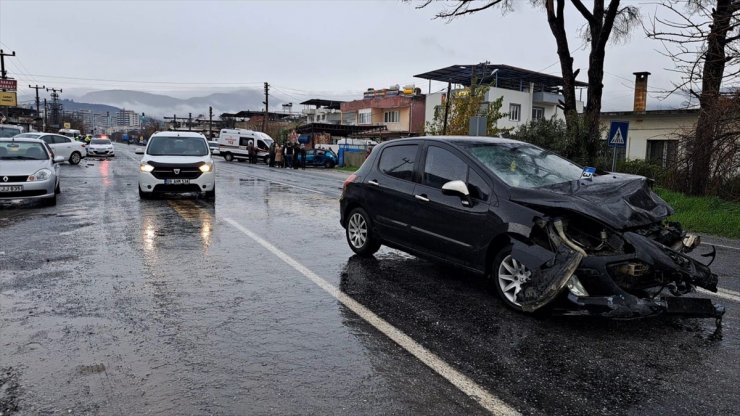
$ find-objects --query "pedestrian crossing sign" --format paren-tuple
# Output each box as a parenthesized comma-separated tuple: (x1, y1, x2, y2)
(608, 121, 629, 148)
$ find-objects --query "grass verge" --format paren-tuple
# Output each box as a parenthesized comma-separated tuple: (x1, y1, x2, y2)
(656, 188, 740, 239)
(335, 166, 358, 173)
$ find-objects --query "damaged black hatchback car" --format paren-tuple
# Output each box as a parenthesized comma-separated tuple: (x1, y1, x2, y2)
(340, 137, 724, 319)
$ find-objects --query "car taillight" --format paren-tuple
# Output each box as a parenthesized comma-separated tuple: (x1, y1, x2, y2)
(342, 174, 357, 194)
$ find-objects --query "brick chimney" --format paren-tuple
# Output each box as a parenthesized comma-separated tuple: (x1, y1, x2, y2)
(633, 72, 650, 112)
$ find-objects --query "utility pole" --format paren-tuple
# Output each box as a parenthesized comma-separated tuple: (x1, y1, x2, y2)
(442, 81, 451, 135)
(0, 49, 16, 79)
(29, 84, 45, 130)
(208, 106, 213, 139)
(163, 114, 179, 130)
(43, 98, 48, 132)
(188, 112, 192, 131)
(46, 87, 63, 129)
(262, 82, 269, 132)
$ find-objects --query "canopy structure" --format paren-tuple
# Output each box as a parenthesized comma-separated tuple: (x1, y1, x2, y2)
(221, 110, 292, 119)
(414, 64, 588, 92)
(299, 99, 344, 110)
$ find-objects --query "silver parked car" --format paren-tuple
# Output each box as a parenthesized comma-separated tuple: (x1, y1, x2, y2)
(0, 137, 64, 206)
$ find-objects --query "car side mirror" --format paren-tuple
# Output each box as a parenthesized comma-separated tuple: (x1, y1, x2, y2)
(54, 155, 65, 163)
(442, 180, 472, 207)
(135, 148, 144, 155)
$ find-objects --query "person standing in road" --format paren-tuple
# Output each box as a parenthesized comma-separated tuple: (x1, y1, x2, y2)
(248, 140, 256, 164)
(292, 143, 299, 169)
(268, 142, 276, 167)
(285, 142, 294, 169)
(275, 143, 283, 168)
(300, 144, 306, 170)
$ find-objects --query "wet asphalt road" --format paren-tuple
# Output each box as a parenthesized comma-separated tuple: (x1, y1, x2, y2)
(1, 143, 739, 415)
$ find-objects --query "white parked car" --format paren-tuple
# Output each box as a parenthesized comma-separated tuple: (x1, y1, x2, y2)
(15, 132, 87, 165)
(87, 138, 115, 157)
(0, 137, 64, 206)
(136, 131, 215, 200)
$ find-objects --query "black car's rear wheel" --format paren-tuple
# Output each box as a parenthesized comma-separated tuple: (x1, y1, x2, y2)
(346, 208, 380, 256)
(491, 245, 531, 312)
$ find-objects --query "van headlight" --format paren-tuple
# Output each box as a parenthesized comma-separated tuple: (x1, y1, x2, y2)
(199, 162, 214, 173)
(140, 163, 155, 173)
(28, 168, 52, 182)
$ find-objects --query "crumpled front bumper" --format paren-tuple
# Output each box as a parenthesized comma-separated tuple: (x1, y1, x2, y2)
(512, 222, 724, 319)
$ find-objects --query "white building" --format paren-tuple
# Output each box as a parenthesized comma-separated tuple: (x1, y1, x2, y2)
(601, 72, 699, 166)
(300, 99, 343, 124)
(416, 64, 586, 133)
(116, 110, 140, 128)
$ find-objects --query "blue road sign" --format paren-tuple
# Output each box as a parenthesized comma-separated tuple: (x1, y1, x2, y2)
(608, 121, 629, 148)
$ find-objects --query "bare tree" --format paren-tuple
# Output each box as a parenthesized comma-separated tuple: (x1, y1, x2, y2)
(646, 0, 740, 195)
(414, 0, 640, 164)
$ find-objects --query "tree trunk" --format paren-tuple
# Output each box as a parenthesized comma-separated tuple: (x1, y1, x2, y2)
(545, 0, 579, 158)
(690, 0, 734, 195)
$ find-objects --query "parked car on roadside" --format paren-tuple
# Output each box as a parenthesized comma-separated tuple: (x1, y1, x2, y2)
(136, 131, 215, 200)
(0, 137, 64, 206)
(207, 140, 220, 155)
(339, 136, 723, 320)
(14, 132, 87, 165)
(0, 124, 25, 138)
(87, 138, 115, 157)
(304, 148, 338, 168)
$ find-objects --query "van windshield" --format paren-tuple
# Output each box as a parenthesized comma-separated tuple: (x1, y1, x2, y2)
(0, 126, 22, 138)
(147, 136, 208, 156)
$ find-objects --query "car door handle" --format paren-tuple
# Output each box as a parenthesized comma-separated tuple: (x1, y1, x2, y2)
(368, 180, 380, 187)
(415, 194, 430, 202)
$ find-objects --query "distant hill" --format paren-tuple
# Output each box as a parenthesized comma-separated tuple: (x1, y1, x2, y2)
(78, 89, 283, 118)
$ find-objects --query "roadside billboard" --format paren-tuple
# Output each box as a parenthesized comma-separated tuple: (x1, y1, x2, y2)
(0, 91, 17, 106)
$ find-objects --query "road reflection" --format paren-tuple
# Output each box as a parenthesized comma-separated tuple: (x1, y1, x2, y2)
(138, 198, 215, 257)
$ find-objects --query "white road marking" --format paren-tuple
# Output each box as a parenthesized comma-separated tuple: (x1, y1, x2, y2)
(698, 287, 740, 303)
(223, 217, 519, 416)
(703, 242, 740, 251)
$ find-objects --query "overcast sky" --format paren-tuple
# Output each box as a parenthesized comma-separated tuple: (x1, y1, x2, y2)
(1, 0, 692, 111)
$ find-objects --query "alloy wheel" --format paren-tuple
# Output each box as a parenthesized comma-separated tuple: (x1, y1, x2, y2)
(497, 255, 532, 306)
(347, 212, 368, 249)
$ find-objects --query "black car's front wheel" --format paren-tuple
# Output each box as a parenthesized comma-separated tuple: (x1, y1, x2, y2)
(346, 208, 380, 256)
(491, 245, 531, 312)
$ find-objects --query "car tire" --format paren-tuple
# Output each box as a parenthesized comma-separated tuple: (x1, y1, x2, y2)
(223, 153, 234, 162)
(491, 245, 531, 312)
(205, 189, 215, 201)
(325, 160, 335, 169)
(55, 181, 61, 194)
(69, 151, 82, 165)
(138, 187, 152, 200)
(44, 193, 57, 207)
(345, 207, 381, 256)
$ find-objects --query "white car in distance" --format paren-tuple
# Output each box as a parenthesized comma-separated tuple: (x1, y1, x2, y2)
(87, 138, 115, 157)
(136, 132, 215, 200)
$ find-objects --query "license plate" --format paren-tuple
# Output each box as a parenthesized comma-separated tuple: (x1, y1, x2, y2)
(0, 185, 22, 192)
(164, 179, 190, 185)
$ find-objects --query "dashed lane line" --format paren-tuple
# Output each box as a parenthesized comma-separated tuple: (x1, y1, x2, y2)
(223, 217, 520, 416)
(698, 287, 740, 303)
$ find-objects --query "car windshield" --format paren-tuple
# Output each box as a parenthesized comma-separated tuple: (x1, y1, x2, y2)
(0, 141, 49, 160)
(464, 142, 584, 189)
(147, 136, 208, 156)
(91, 139, 111, 145)
(0, 127, 23, 138)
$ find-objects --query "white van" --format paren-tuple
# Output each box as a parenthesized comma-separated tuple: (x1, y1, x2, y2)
(217, 128, 274, 163)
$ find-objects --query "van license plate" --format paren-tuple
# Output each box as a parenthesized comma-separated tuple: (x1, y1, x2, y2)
(0, 185, 22, 192)
(164, 179, 190, 185)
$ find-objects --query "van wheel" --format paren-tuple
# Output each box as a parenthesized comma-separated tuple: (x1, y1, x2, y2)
(139, 187, 152, 200)
(223, 153, 233, 162)
(346, 208, 380, 256)
(69, 152, 82, 165)
(204, 189, 215, 201)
